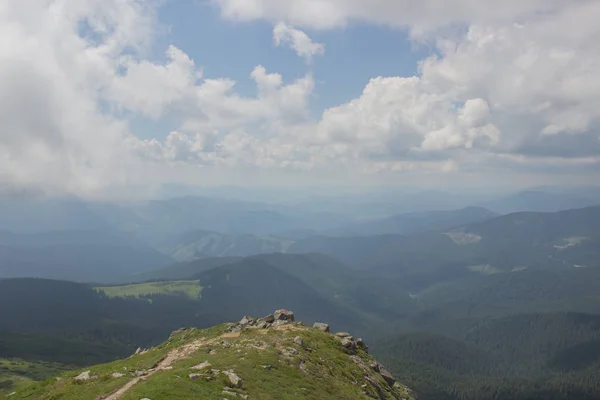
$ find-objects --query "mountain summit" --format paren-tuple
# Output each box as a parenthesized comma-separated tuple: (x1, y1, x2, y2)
(8, 310, 414, 400)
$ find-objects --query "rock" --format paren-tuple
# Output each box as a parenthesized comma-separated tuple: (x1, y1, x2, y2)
(222, 370, 243, 388)
(209, 349, 218, 355)
(293, 336, 304, 346)
(334, 332, 352, 338)
(73, 371, 93, 381)
(239, 316, 252, 325)
(222, 390, 238, 397)
(264, 314, 275, 323)
(239, 395, 249, 399)
(356, 337, 368, 352)
(164, 366, 173, 370)
(134, 370, 146, 377)
(111, 372, 125, 378)
(190, 361, 212, 371)
(134, 347, 142, 355)
(262, 364, 272, 370)
(341, 338, 357, 354)
(370, 361, 381, 372)
(312, 322, 330, 332)
(274, 309, 294, 322)
(379, 367, 396, 386)
(189, 373, 204, 381)
(140, 398, 152, 400)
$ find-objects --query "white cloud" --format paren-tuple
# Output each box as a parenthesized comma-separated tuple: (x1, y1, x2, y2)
(1, 0, 599, 198)
(273, 22, 324, 62)
(215, 0, 571, 35)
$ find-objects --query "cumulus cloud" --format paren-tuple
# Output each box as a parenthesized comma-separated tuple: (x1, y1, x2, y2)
(1, 0, 599, 198)
(273, 22, 324, 62)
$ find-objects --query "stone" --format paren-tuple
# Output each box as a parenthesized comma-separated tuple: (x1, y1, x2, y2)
(274, 309, 294, 322)
(356, 338, 368, 352)
(140, 398, 152, 400)
(222, 370, 243, 388)
(222, 390, 238, 397)
(341, 338, 357, 353)
(209, 349, 218, 355)
(370, 361, 381, 372)
(312, 322, 330, 332)
(73, 371, 93, 381)
(262, 365, 272, 370)
(264, 314, 275, 323)
(134, 347, 142, 355)
(112, 372, 125, 378)
(293, 336, 304, 346)
(164, 366, 173, 370)
(190, 361, 212, 371)
(239, 316, 251, 325)
(379, 367, 396, 386)
(189, 373, 204, 381)
(334, 332, 352, 338)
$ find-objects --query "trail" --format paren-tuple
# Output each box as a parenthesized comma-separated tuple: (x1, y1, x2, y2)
(102, 337, 217, 400)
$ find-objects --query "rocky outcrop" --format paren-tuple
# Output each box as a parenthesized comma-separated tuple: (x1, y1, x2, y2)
(225, 309, 297, 332)
(313, 322, 330, 332)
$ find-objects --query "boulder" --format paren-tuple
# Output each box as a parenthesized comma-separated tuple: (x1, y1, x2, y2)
(341, 338, 357, 354)
(356, 338, 368, 352)
(190, 361, 212, 371)
(239, 316, 252, 325)
(379, 367, 396, 386)
(334, 332, 352, 338)
(264, 314, 275, 323)
(312, 322, 330, 332)
(293, 336, 304, 346)
(222, 370, 243, 388)
(73, 371, 92, 381)
(189, 373, 204, 381)
(111, 372, 125, 378)
(274, 309, 294, 322)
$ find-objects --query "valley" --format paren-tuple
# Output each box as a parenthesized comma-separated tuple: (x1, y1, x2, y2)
(1, 192, 600, 399)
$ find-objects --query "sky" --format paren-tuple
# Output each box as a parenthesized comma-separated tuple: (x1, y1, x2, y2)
(0, 0, 599, 199)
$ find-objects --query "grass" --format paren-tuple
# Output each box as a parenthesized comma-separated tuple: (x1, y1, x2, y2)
(0, 358, 74, 394)
(9, 323, 414, 400)
(95, 280, 202, 300)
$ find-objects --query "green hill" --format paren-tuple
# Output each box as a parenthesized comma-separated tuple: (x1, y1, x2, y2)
(5, 310, 415, 400)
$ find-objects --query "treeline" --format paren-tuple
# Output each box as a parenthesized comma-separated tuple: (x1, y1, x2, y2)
(372, 312, 600, 400)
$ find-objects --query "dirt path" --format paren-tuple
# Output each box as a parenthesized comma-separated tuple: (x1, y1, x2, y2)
(103, 337, 216, 400)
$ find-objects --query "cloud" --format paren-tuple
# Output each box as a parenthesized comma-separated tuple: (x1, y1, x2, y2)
(1, 0, 599, 198)
(214, 0, 571, 35)
(273, 22, 324, 62)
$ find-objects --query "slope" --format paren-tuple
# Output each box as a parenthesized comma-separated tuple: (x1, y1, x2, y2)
(6, 310, 415, 400)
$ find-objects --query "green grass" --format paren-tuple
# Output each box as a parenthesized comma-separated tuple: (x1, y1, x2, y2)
(95, 280, 202, 300)
(9, 323, 414, 400)
(0, 358, 74, 394)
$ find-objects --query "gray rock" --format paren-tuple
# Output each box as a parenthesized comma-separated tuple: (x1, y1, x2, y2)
(312, 322, 330, 332)
(222, 390, 238, 397)
(111, 372, 125, 378)
(274, 309, 294, 321)
(239, 316, 251, 325)
(264, 314, 275, 323)
(356, 338, 368, 352)
(370, 361, 381, 372)
(341, 338, 357, 354)
(379, 367, 396, 386)
(189, 373, 204, 381)
(190, 361, 212, 371)
(334, 332, 352, 338)
(73, 371, 93, 381)
(222, 370, 243, 388)
(293, 336, 304, 346)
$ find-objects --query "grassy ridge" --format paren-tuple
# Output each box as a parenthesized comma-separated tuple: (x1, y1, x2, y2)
(95, 280, 202, 300)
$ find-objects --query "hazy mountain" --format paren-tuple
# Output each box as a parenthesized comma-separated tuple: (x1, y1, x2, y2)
(158, 230, 294, 262)
(483, 190, 600, 214)
(330, 206, 498, 236)
(0, 231, 173, 283)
